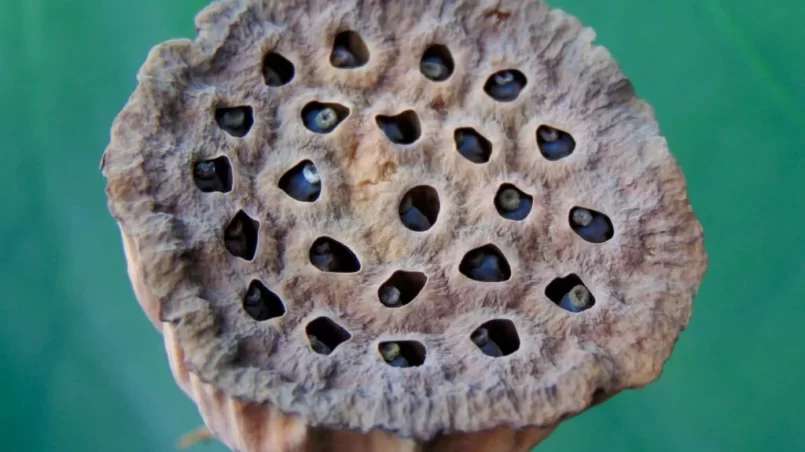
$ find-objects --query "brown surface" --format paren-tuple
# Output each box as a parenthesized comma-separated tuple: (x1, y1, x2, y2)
(102, 0, 707, 447)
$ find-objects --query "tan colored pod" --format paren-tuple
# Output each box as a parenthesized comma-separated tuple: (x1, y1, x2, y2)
(102, 0, 707, 450)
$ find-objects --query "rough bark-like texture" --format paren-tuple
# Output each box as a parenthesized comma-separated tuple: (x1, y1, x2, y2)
(102, 0, 708, 449)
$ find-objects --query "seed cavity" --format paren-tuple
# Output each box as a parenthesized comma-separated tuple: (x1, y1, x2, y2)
(398, 186, 440, 232)
(545, 274, 596, 313)
(215, 106, 254, 137)
(537, 125, 576, 161)
(306, 317, 352, 355)
(279, 160, 321, 202)
(471, 320, 519, 357)
(419, 44, 454, 82)
(224, 211, 259, 260)
(301, 102, 349, 134)
(494, 184, 533, 221)
(483, 69, 527, 102)
(242, 280, 285, 321)
(309, 237, 361, 273)
(330, 30, 369, 68)
(378, 271, 427, 308)
(459, 245, 511, 282)
(569, 207, 614, 243)
(193, 156, 233, 193)
(454, 128, 492, 164)
(379, 341, 426, 368)
(262, 51, 295, 86)
(376, 110, 421, 145)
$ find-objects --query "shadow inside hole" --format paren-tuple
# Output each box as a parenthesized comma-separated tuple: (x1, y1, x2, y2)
(459, 244, 511, 282)
(454, 128, 492, 164)
(378, 340, 426, 367)
(330, 30, 370, 68)
(306, 317, 352, 355)
(494, 184, 533, 221)
(193, 155, 233, 193)
(378, 271, 427, 308)
(308, 237, 361, 273)
(545, 273, 596, 313)
(262, 51, 295, 86)
(301, 102, 350, 134)
(278, 160, 321, 202)
(420, 44, 454, 82)
(536, 125, 576, 161)
(214, 106, 254, 137)
(399, 185, 439, 232)
(483, 69, 527, 102)
(242, 280, 285, 321)
(376, 110, 421, 145)
(569, 207, 614, 243)
(224, 210, 259, 260)
(471, 319, 520, 357)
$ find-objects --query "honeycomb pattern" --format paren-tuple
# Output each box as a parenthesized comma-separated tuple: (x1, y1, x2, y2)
(101, 0, 707, 441)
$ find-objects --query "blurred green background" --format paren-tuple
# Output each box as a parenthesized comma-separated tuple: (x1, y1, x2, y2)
(1, 0, 803, 451)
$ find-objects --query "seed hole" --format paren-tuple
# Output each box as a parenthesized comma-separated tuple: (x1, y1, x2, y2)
(399, 186, 439, 232)
(378, 341, 426, 368)
(242, 280, 285, 321)
(494, 184, 533, 221)
(215, 106, 254, 137)
(279, 160, 321, 202)
(376, 110, 421, 145)
(545, 273, 595, 313)
(420, 44, 454, 82)
(454, 128, 492, 164)
(537, 125, 576, 161)
(471, 319, 520, 357)
(330, 30, 369, 68)
(309, 237, 361, 273)
(569, 207, 614, 243)
(306, 317, 352, 355)
(483, 69, 527, 102)
(301, 102, 349, 134)
(378, 271, 427, 308)
(459, 245, 511, 282)
(224, 211, 259, 260)
(193, 156, 232, 193)
(262, 52, 295, 86)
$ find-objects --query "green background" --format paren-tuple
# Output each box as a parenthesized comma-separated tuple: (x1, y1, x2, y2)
(1, 0, 803, 451)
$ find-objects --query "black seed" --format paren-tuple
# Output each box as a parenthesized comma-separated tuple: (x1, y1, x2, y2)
(378, 271, 427, 308)
(459, 245, 511, 282)
(569, 207, 614, 243)
(215, 106, 254, 137)
(399, 186, 439, 231)
(224, 211, 259, 260)
(537, 125, 576, 161)
(330, 30, 369, 68)
(379, 341, 426, 367)
(301, 102, 349, 134)
(306, 317, 351, 355)
(471, 320, 520, 356)
(454, 128, 492, 163)
(483, 70, 527, 102)
(262, 52, 295, 86)
(193, 156, 233, 193)
(279, 160, 321, 202)
(545, 273, 596, 313)
(242, 280, 285, 321)
(309, 237, 361, 273)
(494, 184, 532, 221)
(420, 44, 454, 82)
(376, 110, 421, 145)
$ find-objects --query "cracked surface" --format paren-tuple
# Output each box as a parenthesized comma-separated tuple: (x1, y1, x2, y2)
(102, 0, 707, 442)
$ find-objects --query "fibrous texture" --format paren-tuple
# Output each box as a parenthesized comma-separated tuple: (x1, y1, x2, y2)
(101, 0, 708, 450)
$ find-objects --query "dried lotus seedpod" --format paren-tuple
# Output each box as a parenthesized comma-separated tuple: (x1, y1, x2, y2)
(100, 0, 707, 451)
